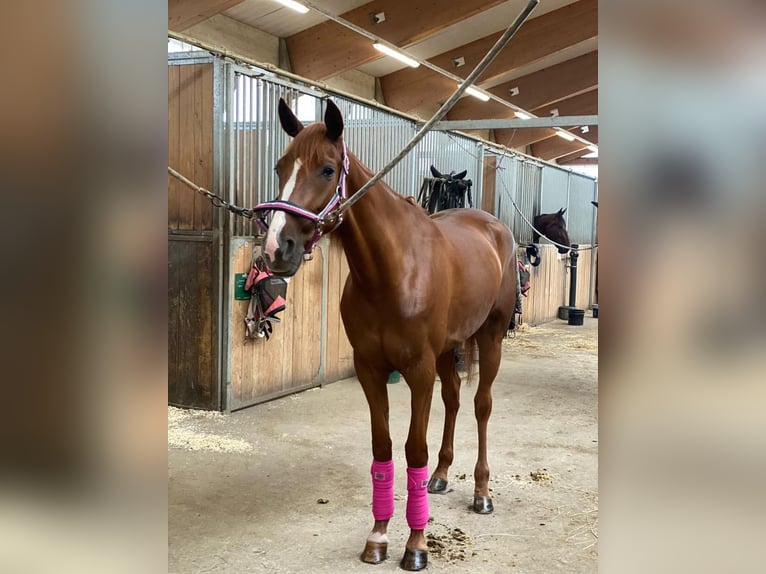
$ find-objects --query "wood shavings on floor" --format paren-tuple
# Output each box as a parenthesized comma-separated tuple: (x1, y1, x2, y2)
(168, 406, 252, 453)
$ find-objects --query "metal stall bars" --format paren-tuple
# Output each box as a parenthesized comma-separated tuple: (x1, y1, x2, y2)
(222, 64, 331, 410)
(333, 96, 416, 197)
(564, 172, 598, 246)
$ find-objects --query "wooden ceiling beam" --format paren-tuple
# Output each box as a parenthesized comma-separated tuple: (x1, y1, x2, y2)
(556, 156, 598, 165)
(530, 135, 590, 161)
(558, 153, 598, 165)
(495, 50, 597, 111)
(447, 52, 597, 123)
(494, 127, 553, 149)
(489, 89, 598, 150)
(380, 0, 597, 116)
(567, 125, 598, 146)
(168, 0, 246, 32)
(286, 0, 506, 81)
(532, 88, 597, 116)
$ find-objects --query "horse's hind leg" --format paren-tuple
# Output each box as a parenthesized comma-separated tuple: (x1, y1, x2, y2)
(472, 312, 509, 514)
(427, 351, 462, 494)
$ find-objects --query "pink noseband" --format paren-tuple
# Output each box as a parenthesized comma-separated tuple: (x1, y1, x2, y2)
(252, 141, 350, 254)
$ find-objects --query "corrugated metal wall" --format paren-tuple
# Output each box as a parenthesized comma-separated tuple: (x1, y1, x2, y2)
(566, 174, 598, 245)
(333, 97, 415, 196)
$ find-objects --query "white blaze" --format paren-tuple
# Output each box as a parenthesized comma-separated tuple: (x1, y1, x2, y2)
(264, 159, 301, 261)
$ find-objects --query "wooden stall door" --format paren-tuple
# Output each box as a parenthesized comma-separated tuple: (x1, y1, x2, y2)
(168, 62, 220, 409)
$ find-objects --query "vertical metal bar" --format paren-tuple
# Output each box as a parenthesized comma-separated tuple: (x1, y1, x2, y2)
(211, 58, 224, 411)
(222, 61, 236, 411)
(238, 76, 244, 236)
(257, 80, 265, 207)
(589, 179, 598, 308)
(474, 141, 483, 209)
(247, 76, 254, 236)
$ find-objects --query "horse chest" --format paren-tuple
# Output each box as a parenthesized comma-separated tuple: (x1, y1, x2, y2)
(340, 285, 444, 367)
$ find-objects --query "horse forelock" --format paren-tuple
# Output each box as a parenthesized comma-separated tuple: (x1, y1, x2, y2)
(284, 123, 341, 169)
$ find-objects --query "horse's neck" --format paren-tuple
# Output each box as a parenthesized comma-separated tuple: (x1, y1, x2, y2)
(336, 158, 409, 291)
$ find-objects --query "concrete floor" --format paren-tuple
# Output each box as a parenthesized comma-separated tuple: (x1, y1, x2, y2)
(169, 317, 598, 573)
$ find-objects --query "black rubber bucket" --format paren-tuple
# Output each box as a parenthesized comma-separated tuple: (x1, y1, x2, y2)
(568, 309, 585, 326)
(592, 305, 598, 318)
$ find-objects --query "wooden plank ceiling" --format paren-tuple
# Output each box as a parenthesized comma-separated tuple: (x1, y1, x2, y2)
(168, 0, 598, 165)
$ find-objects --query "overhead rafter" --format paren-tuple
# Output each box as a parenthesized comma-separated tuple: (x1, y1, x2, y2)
(494, 127, 553, 150)
(434, 115, 597, 130)
(560, 157, 598, 165)
(286, 0, 506, 81)
(168, 0, 246, 32)
(445, 51, 597, 124)
(530, 138, 589, 161)
(492, 90, 598, 149)
(495, 50, 597, 111)
(557, 149, 598, 165)
(530, 126, 598, 160)
(532, 88, 597, 116)
(380, 0, 597, 115)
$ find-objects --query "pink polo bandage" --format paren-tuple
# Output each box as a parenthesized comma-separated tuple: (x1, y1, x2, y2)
(406, 466, 430, 530)
(371, 459, 394, 521)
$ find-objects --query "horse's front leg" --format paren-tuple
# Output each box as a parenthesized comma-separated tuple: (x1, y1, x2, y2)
(401, 359, 436, 571)
(356, 358, 394, 565)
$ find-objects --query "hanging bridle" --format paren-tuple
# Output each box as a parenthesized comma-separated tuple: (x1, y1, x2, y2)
(252, 141, 350, 254)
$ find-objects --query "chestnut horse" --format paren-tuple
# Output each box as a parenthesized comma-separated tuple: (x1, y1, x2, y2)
(261, 99, 517, 571)
(532, 208, 570, 254)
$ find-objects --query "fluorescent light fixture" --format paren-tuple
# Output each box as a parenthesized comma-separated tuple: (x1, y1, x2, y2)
(274, 0, 309, 14)
(587, 145, 598, 153)
(464, 85, 490, 102)
(555, 129, 576, 141)
(372, 43, 420, 68)
(514, 111, 531, 120)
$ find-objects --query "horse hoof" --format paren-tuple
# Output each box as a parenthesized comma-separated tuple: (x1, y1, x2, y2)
(400, 548, 428, 571)
(427, 476, 449, 494)
(360, 541, 388, 564)
(472, 495, 494, 514)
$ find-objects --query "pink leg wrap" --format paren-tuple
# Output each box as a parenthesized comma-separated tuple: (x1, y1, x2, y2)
(406, 466, 430, 530)
(371, 459, 394, 521)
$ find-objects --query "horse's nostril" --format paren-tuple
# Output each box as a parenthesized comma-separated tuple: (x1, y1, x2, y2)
(284, 237, 295, 256)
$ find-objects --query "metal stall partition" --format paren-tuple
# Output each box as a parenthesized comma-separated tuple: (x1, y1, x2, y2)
(492, 152, 518, 231)
(540, 165, 570, 220)
(332, 96, 416, 196)
(221, 66, 354, 411)
(565, 173, 598, 246)
(168, 52, 225, 410)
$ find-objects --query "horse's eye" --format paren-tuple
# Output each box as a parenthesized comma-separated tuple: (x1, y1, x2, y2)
(321, 166, 335, 178)
(273, 166, 279, 177)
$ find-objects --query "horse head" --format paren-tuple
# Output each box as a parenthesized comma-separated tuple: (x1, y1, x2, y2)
(533, 207, 570, 254)
(263, 98, 347, 276)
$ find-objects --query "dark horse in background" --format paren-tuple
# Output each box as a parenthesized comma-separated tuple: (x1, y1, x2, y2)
(511, 209, 571, 330)
(532, 207, 570, 254)
(262, 99, 518, 571)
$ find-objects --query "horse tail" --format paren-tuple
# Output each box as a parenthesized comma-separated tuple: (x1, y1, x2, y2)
(461, 335, 479, 386)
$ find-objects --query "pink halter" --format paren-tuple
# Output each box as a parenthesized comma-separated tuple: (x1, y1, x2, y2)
(252, 141, 350, 254)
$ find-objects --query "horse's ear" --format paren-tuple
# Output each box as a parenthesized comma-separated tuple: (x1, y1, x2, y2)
(558, 207, 566, 216)
(454, 169, 467, 180)
(278, 98, 303, 137)
(324, 99, 344, 140)
(430, 165, 443, 178)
